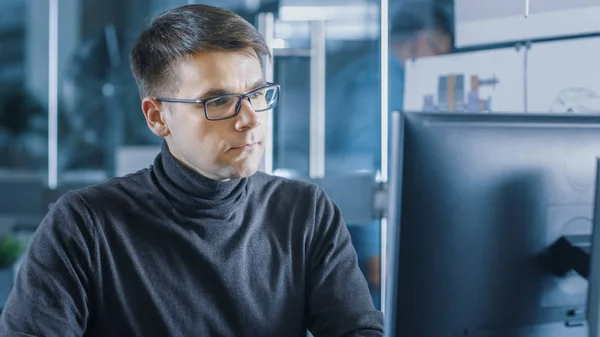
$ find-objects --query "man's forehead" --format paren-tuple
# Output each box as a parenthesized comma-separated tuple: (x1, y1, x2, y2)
(182, 51, 259, 74)
(173, 50, 264, 94)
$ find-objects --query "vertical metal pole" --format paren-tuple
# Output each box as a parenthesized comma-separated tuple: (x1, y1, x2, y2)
(309, 21, 326, 179)
(523, 44, 528, 113)
(380, 0, 389, 184)
(525, 0, 530, 17)
(520, 41, 531, 113)
(48, 0, 59, 190)
(379, 0, 389, 315)
(257, 12, 275, 174)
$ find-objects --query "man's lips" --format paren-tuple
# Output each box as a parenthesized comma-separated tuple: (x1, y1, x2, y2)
(230, 142, 259, 150)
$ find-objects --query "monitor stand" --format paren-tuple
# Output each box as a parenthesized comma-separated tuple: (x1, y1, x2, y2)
(552, 158, 600, 337)
(549, 234, 592, 279)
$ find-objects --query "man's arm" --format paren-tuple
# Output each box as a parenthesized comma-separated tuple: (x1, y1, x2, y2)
(306, 187, 384, 337)
(0, 192, 95, 337)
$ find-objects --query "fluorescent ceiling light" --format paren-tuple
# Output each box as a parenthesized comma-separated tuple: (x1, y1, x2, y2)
(275, 21, 378, 41)
(279, 5, 378, 21)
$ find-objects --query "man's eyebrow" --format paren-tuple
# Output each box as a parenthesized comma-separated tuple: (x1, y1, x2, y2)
(194, 80, 268, 100)
(249, 79, 267, 91)
(194, 88, 230, 100)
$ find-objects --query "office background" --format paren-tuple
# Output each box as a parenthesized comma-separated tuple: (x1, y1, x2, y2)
(1, 0, 599, 313)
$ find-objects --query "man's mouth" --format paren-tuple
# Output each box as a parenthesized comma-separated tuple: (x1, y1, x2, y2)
(231, 142, 259, 151)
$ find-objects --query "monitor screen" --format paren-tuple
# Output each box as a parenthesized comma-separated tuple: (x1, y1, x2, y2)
(386, 111, 600, 337)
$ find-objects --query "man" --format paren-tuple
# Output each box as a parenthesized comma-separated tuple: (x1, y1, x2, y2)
(326, 1, 453, 308)
(0, 5, 383, 337)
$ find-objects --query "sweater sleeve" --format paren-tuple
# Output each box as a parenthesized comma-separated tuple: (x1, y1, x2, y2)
(306, 187, 384, 337)
(0, 191, 96, 337)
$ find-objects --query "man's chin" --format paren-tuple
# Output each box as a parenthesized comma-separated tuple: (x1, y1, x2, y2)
(218, 148, 264, 179)
(227, 158, 263, 179)
(237, 168, 259, 179)
(223, 167, 258, 180)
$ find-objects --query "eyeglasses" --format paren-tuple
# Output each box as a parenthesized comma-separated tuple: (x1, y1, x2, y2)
(155, 83, 280, 121)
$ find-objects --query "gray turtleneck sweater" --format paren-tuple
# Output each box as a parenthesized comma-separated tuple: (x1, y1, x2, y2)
(0, 144, 383, 337)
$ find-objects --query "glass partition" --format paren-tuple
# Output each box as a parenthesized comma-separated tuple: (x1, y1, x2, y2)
(0, 0, 49, 216)
(57, 0, 183, 186)
(260, 0, 385, 309)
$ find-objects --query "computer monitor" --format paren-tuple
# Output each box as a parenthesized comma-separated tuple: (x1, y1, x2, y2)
(587, 158, 600, 337)
(385, 111, 600, 337)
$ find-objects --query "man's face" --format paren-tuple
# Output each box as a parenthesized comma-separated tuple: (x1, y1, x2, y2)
(416, 30, 452, 58)
(393, 29, 452, 62)
(143, 49, 268, 181)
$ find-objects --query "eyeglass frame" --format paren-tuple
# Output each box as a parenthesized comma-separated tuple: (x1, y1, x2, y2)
(154, 82, 281, 121)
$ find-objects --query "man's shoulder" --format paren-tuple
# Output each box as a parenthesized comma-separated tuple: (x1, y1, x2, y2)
(62, 168, 153, 212)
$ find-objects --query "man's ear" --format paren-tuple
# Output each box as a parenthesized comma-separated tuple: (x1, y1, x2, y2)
(141, 97, 170, 137)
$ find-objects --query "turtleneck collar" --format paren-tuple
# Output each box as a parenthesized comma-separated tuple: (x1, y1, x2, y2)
(151, 141, 247, 215)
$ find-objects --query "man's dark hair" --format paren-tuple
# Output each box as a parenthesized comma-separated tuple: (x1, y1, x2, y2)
(130, 4, 271, 98)
(390, 2, 454, 46)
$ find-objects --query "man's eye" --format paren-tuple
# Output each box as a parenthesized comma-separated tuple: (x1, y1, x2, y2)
(208, 98, 231, 107)
(250, 90, 265, 98)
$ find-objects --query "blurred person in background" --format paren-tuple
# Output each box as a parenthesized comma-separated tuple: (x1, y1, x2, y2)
(326, 1, 454, 308)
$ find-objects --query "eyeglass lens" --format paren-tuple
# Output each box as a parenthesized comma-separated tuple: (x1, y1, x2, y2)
(205, 86, 279, 119)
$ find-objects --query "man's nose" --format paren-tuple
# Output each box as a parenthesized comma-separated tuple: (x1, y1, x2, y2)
(234, 97, 260, 131)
